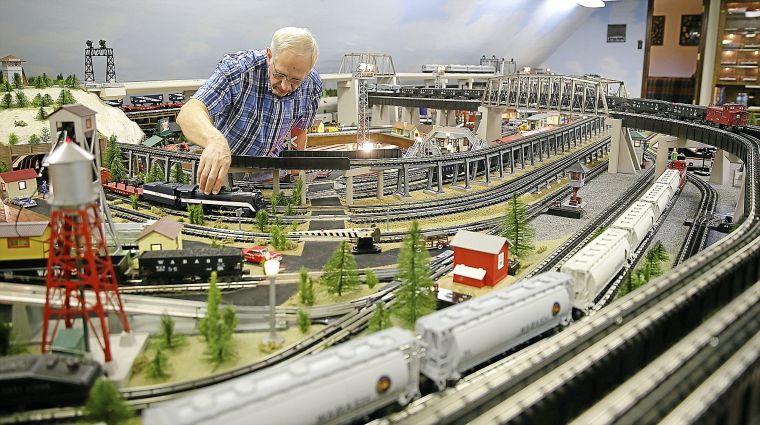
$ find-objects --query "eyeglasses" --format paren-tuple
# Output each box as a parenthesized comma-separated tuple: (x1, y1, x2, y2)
(270, 62, 303, 86)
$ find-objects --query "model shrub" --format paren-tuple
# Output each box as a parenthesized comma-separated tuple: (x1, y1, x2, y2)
(296, 309, 310, 333)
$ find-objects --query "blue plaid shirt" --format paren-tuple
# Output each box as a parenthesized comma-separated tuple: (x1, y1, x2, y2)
(193, 49, 322, 156)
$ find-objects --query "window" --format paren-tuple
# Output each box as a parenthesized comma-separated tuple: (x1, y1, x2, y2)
(18, 181, 26, 190)
(150, 243, 162, 251)
(1, 183, 5, 191)
(8, 237, 30, 249)
(498, 252, 505, 270)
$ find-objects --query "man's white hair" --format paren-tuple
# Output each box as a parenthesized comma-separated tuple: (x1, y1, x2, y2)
(270, 27, 319, 67)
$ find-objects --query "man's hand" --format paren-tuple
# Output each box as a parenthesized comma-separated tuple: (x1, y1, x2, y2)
(197, 137, 231, 195)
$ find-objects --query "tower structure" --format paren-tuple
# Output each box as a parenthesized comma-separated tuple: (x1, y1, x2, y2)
(41, 141, 130, 363)
(84, 40, 117, 83)
(354, 62, 375, 151)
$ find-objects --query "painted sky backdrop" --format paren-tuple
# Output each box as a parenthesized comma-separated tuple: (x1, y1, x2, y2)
(1, 0, 647, 94)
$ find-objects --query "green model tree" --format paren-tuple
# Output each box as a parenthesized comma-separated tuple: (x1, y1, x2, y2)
(8, 133, 19, 146)
(146, 162, 164, 183)
(2, 93, 12, 109)
(291, 175, 304, 205)
(32, 93, 42, 106)
(207, 305, 237, 367)
(2, 80, 11, 92)
(269, 223, 289, 250)
(0, 162, 9, 173)
(255, 209, 268, 232)
(146, 346, 170, 380)
(500, 193, 535, 260)
(40, 127, 50, 144)
(187, 204, 205, 225)
(15, 91, 29, 107)
(35, 106, 46, 121)
(110, 148, 127, 183)
(159, 313, 183, 349)
(28, 134, 40, 145)
(130, 195, 139, 210)
(33, 76, 43, 89)
(103, 135, 117, 170)
(65, 74, 80, 89)
(364, 269, 378, 289)
(640, 241, 670, 282)
(393, 221, 436, 328)
(298, 266, 315, 305)
(83, 378, 135, 425)
(12, 73, 23, 89)
(57, 88, 76, 105)
(199, 271, 221, 342)
(368, 301, 392, 333)
(42, 93, 54, 107)
(171, 162, 188, 183)
(297, 309, 311, 333)
(285, 201, 294, 216)
(618, 269, 645, 297)
(321, 241, 360, 297)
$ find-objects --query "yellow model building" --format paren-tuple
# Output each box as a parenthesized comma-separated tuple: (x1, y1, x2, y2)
(136, 217, 183, 252)
(0, 221, 49, 261)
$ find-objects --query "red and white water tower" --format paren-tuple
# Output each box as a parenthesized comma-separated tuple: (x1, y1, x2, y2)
(41, 140, 130, 363)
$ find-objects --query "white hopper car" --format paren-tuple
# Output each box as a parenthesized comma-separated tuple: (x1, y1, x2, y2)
(610, 201, 655, 249)
(143, 327, 421, 425)
(415, 271, 573, 389)
(640, 182, 673, 219)
(560, 228, 631, 313)
(656, 169, 682, 195)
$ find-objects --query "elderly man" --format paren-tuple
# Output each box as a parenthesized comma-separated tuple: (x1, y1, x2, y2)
(178, 27, 322, 194)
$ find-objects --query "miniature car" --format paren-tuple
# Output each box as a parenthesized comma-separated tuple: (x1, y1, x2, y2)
(11, 197, 37, 208)
(242, 246, 283, 264)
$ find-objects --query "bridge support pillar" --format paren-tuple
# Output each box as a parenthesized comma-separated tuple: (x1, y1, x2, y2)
(371, 105, 396, 126)
(272, 169, 280, 198)
(337, 78, 358, 126)
(734, 168, 745, 221)
(477, 105, 504, 144)
(376, 170, 384, 199)
(299, 170, 307, 205)
(401, 107, 420, 125)
(12, 304, 42, 344)
(345, 175, 354, 206)
(606, 117, 639, 174)
(709, 149, 731, 185)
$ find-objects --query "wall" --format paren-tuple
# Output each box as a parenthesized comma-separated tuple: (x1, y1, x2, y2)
(649, 0, 703, 77)
(542, 0, 649, 97)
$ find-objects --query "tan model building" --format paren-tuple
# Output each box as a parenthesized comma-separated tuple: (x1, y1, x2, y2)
(136, 217, 183, 253)
(0, 169, 38, 200)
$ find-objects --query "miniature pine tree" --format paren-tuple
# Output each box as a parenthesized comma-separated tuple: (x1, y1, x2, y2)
(285, 201, 294, 216)
(32, 93, 43, 107)
(641, 241, 670, 282)
(365, 269, 378, 289)
(269, 223, 288, 250)
(40, 127, 50, 144)
(199, 271, 221, 342)
(0, 162, 9, 173)
(255, 209, 268, 232)
(42, 93, 54, 106)
(110, 154, 127, 183)
(12, 73, 22, 89)
(8, 133, 18, 146)
(147, 346, 170, 380)
(146, 162, 164, 183)
(297, 309, 311, 333)
(159, 313, 182, 349)
(33, 76, 44, 89)
(171, 162, 186, 183)
(35, 106, 46, 121)
(42, 73, 52, 87)
(207, 305, 237, 368)
(83, 378, 135, 425)
(393, 221, 436, 328)
(2, 93, 12, 109)
(291, 175, 304, 205)
(130, 195, 139, 210)
(368, 301, 392, 333)
(321, 241, 360, 297)
(15, 91, 29, 107)
(298, 266, 315, 305)
(27, 134, 40, 145)
(500, 193, 535, 260)
(103, 135, 117, 171)
(2, 81, 11, 92)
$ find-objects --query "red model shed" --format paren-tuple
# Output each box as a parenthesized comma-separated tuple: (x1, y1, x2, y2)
(450, 230, 510, 288)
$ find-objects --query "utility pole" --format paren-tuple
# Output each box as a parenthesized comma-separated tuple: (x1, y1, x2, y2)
(354, 63, 375, 151)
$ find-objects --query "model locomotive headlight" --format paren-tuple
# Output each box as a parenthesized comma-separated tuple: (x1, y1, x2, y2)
(376, 375, 392, 394)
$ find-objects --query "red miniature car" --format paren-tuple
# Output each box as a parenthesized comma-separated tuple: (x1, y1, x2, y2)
(242, 246, 283, 264)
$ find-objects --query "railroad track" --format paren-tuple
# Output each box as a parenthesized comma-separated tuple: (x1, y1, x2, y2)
(674, 174, 718, 266)
(378, 119, 759, 425)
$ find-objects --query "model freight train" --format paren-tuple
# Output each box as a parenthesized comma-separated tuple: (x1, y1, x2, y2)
(144, 162, 687, 425)
(139, 247, 245, 283)
(607, 96, 749, 127)
(368, 85, 485, 100)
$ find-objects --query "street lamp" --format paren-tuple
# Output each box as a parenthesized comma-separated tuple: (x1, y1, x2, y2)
(263, 259, 284, 347)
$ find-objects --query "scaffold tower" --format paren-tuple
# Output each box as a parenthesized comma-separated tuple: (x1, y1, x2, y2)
(354, 63, 376, 150)
(84, 40, 117, 83)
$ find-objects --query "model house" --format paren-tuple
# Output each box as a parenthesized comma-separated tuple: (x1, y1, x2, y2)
(450, 230, 510, 288)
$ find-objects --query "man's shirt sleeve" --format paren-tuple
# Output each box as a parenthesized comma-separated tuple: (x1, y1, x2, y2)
(294, 74, 323, 130)
(193, 54, 242, 126)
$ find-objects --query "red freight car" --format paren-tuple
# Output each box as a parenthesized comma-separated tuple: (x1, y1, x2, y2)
(706, 104, 748, 127)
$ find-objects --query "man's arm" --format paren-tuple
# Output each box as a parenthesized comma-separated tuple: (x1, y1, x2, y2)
(177, 99, 231, 195)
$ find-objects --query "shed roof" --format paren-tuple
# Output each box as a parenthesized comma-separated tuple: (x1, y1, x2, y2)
(450, 230, 508, 255)
(0, 168, 37, 183)
(143, 135, 164, 147)
(0, 221, 49, 238)
(48, 104, 96, 118)
(566, 161, 589, 174)
(137, 217, 183, 241)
